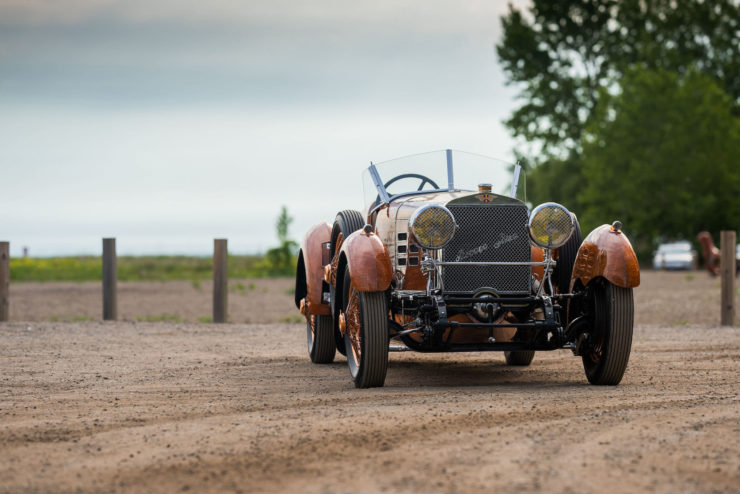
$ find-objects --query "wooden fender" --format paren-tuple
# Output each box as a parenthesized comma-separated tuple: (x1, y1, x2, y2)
(296, 222, 332, 315)
(531, 245, 545, 281)
(571, 224, 640, 289)
(340, 229, 393, 292)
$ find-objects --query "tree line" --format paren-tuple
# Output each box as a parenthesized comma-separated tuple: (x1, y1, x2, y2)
(497, 0, 740, 259)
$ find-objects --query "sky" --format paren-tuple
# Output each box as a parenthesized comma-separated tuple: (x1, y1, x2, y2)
(0, 0, 528, 256)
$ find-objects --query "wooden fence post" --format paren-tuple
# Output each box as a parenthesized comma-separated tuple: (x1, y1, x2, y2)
(0, 242, 8, 322)
(102, 238, 118, 321)
(213, 239, 228, 323)
(720, 231, 736, 326)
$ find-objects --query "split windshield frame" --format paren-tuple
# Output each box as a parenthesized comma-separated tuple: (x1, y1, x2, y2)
(367, 149, 522, 215)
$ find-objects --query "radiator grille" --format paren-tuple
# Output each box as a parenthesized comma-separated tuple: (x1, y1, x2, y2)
(443, 204, 531, 294)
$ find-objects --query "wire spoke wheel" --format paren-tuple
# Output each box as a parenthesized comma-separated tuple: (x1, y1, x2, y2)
(341, 266, 389, 388)
(330, 210, 366, 355)
(345, 288, 362, 365)
(582, 278, 634, 385)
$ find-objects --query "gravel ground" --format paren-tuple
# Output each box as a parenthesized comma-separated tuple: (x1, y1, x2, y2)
(6, 270, 738, 326)
(1, 271, 739, 493)
(8, 278, 297, 324)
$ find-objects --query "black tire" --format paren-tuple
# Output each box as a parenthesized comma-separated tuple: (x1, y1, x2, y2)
(330, 210, 366, 260)
(554, 214, 582, 295)
(330, 210, 366, 355)
(342, 268, 389, 388)
(582, 279, 634, 385)
(307, 314, 335, 363)
(504, 350, 535, 366)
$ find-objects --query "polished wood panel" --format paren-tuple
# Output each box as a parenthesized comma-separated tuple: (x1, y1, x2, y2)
(329, 232, 343, 289)
(300, 222, 332, 315)
(402, 314, 517, 345)
(341, 230, 393, 292)
(443, 314, 517, 343)
(401, 253, 426, 290)
(571, 224, 640, 289)
(531, 245, 545, 281)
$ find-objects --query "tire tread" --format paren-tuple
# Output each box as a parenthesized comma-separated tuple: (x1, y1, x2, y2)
(554, 214, 582, 295)
(354, 291, 389, 388)
(584, 283, 633, 385)
(308, 315, 335, 363)
(334, 210, 365, 245)
(504, 350, 535, 366)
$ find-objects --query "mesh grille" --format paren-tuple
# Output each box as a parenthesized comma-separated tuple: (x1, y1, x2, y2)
(443, 204, 531, 294)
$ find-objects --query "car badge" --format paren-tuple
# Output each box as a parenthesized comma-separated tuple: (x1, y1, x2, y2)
(475, 193, 492, 203)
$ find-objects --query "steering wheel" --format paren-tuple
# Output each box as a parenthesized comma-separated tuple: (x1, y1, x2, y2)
(371, 173, 440, 212)
(369, 173, 440, 213)
(383, 173, 440, 192)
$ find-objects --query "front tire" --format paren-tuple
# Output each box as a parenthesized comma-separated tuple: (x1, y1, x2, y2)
(330, 210, 366, 355)
(582, 279, 634, 385)
(504, 350, 535, 366)
(341, 269, 389, 388)
(307, 314, 335, 363)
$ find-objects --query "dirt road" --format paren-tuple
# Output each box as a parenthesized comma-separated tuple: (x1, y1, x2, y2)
(2, 317, 739, 493)
(6, 270, 740, 328)
(7, 278, 297, 324)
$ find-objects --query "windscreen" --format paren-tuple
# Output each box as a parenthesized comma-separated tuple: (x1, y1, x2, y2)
(362, 149, 525, 214)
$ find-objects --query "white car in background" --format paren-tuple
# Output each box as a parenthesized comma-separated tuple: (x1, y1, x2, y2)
(653, 241, 697, 270)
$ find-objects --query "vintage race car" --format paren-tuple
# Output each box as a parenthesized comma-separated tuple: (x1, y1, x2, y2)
(295, 150, 640, 388)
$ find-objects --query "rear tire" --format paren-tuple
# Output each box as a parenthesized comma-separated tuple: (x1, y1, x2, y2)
(504, 350, 535, 366)
(307, 314, 335, 363)
(342, 268, 389, 388)
(582, 279, 633, 385)
(330, 210, 366, 355)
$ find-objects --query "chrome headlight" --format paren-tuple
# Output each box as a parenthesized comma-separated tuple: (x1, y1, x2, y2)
(409, 205, 456, 250)
(528, 202, 575, 249)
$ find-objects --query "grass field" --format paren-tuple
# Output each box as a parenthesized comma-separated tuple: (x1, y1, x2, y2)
(9, 255, 295, 281)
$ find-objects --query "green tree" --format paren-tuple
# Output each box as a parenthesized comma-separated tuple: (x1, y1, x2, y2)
(260, 206, 299, 276)
(497, 0, 739, 162)
(276, 206, 293, 245)
(579, 67, 740, 258)
(497, 0, 740, 215)
(525, 155, 585, 212)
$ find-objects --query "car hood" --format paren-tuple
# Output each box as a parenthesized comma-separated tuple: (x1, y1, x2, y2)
(390, 190, 526, 223)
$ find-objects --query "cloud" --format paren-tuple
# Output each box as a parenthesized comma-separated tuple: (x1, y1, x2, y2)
(0, 1, 522, 33)
(0, 0, 530, 254)
(0, 1, 520, 110)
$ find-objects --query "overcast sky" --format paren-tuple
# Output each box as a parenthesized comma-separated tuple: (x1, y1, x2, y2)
(0, 0, 528, 256)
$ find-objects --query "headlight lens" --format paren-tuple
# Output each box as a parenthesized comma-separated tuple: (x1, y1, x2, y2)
(528, 202, 575, 249)
(409, 205, 456, 250)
